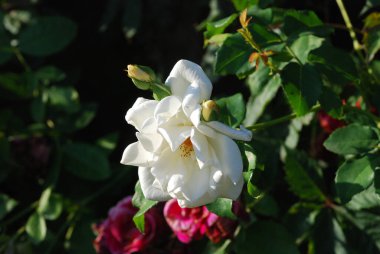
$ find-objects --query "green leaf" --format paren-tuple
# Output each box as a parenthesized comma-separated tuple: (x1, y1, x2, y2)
(215, 33, 253, 77)
(347, 185, 380, 210)
(311, 208, 347, 254)
(0, 194, 18, 220)
(375, 169, 380, 195)
(324, 124, 379, 155)
(285, 155, 325, 201)
(19, 16, 77, 56)
(67, 214, 96, 254)
(37, 188, 63, 220)
(231, 0, 258, 11)
(30, 95, 46, 123)
(206, 198, 236, 219)
(361, 0, 380, 15)
(26, 212, 47, 244)
(289, 34, 324, 64)
(247, 23, 281, 46)
(63, 143, 111, 181)
(46, 86, 80, 114)
(35, 66, 66, 85)
(215, 93, 245, 127)
(366, 28, 380, 61)
(283, 10, 330, 38)
(204, 14, 238, 40)
(281, 63, 322, 116)
(335, 156, 377, 203)
(319, 87, 343, 119)
(244, 69, 281, 125)
(253, 195, 279, 217)
(132, 181, 158, 233)
(234, 221, 300, 254)
(96, 132, 119, 155)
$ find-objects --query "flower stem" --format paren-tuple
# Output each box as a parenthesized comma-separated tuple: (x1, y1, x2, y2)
(335, 0, 363, 56)
(11, 47, 31, 72)
(246, 104, 321, 131)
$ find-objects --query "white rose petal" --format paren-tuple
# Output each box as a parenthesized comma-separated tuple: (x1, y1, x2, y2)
(121, 59, 252, 208)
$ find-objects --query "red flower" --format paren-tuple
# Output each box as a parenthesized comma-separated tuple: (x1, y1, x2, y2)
(318, 111, 345, 134)
(163, 199, 239, 244)
(93, 196, 163, 254)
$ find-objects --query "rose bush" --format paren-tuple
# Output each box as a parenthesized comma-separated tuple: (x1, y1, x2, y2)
(121, 60, 252, 207)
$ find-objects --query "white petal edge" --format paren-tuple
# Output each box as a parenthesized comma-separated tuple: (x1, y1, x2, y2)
(125, 98, 158, 132)
(165, 59, 212, 102)
(206, 122, 252, 141)
(120, 141, 155, 167)
(138, 167, 171, 201)
(208, 133, 243, 185)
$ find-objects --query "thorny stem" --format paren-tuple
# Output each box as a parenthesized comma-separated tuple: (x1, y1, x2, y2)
(246, 104, 321, 131)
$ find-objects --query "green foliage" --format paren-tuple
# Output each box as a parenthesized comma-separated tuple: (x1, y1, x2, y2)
(63, 143, 111, 181)
(19, 16, 77, 56)
(206, 198, 236, 219)
(0, 194, 17, 220)
(324, 124, 380, 155)
(132, 181, 158, 233)
(285, 155, 325, 202)
(335, 156, 377, 203)
(234, 221, 300, 254)
(26, 213, 47, 244)
(215, 93, 245, 127)
(281, 63, 322, 116)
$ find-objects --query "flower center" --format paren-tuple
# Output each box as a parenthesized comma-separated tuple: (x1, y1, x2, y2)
(179, 137, 194, 159)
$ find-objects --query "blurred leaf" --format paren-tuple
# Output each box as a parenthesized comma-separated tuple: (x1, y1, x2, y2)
(289, 34, 324, 64)
(0, 193, 18, 220)
(245, 72, 281, 125)
(215, 93, 245, 127)
(204, 14, 238, 40)
(375, 169, 380, 195)
(19, 16, 77, 56)
(67, 214, 96, 254)
(0, 73, 32, 98)
(281, 63, 322, 116)
(309, 42, 357, 83)
(206, 198, 236, 219)
(46, 86, 80, 114)
(366, 28, 380, 61)
(335, 156, 377, 203)
(96, 132, 119, 155)
(26, 212, 47, 244)
(132, 181, 158, 233)
(324, 124, 379, 155)
(235, 221, 299, 254)
(63, 143, 111, 181)
(122, 0, 141, 39)
(248, 23, 281, 46)
(311, 208, 347, 254)
(347, 185, 380, 210)
(231, 0, 258, 11)
(215, 33, 252, 77)
(285, 155, 325, 201)
(253, 194, 279, 217)
(30, 95, 46, 123)
(35, 66, 66, 85)
(364, 12, 380, 29)
(319, 87, 343, 119)
(37, 188, 63, 221)
(344, 107, 377, 127)
(361, 0, 380, 15)
(353, 211, 380, 250)
(283, 10, 331, 38)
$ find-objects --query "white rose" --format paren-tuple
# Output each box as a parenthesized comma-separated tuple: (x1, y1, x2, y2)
(121, 60, 252, 208)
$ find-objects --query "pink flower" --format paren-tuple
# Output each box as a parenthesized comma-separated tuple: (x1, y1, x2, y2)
(163, 199, 239, 244)
(93, 196, 163, 254)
